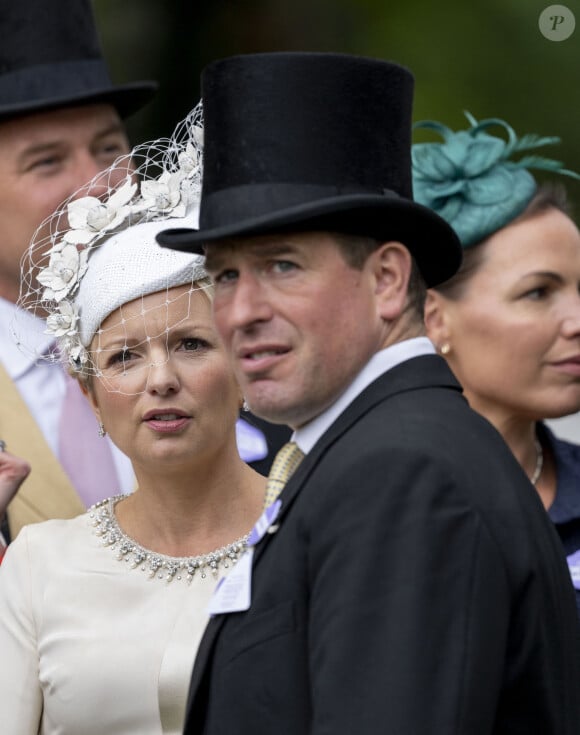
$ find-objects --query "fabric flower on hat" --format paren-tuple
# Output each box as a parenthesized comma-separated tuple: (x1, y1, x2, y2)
(137, 170, 188, 217)
(62, 337, 89, 368)
(412, 112, 580, 247)
(37, 241, 89, 302)
(134, 132, 204, 218)
(177, 136, 203, 206)
(178, 127, 204, 173)
(45, 300, 79, 338)
(64, 176, 138, 246)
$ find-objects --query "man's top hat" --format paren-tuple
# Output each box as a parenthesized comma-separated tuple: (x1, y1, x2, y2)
(0, 0, 157, 121)
(157, 52, 461, 287)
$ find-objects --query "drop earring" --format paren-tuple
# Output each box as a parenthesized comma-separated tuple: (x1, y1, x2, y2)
(440, 343, 451, 356)
(98, 423, 107, 438)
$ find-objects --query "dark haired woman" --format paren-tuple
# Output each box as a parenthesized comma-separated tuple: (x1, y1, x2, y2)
(416, 115, 580, 616)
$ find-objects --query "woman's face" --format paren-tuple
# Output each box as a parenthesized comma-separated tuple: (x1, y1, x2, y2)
(427, 208, 580, 422)
(85, 284, 242, 469)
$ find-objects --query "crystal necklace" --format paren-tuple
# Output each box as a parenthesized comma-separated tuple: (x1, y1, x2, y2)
(89, 495, 249, 584)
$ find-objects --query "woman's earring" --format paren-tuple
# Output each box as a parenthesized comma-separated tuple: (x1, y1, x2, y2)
(242, 399, 250, 412)
(440, 343, 451, 356)
(98, 423, 107, 438)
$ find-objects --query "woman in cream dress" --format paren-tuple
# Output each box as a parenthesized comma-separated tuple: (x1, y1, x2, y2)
(0, 107, 265, 734)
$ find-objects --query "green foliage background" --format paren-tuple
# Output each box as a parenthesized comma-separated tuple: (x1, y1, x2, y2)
(94, 0, 580, 212)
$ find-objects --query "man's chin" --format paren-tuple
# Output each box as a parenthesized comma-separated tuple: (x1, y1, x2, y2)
(245, 396, 318, 431)
(245, 403, 290, 427)
(244, 390, 295, 428)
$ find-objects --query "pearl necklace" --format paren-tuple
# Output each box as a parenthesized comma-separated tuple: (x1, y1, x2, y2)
(89, 495, 249, 584)
(531, 438, 544, 486)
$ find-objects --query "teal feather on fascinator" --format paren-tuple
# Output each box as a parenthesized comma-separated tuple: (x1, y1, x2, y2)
(412, 112, 580, 247)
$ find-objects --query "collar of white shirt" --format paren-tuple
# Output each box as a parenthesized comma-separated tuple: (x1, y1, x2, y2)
(0, 296, 54, 380)
(294, 336, 436, 455)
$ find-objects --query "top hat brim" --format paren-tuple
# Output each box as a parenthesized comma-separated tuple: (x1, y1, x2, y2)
(156, 193, 462, 288)
(0, 80, 158, 122)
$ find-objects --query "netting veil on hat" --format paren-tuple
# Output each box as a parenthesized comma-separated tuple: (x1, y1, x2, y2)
(15, 103, 207, 387)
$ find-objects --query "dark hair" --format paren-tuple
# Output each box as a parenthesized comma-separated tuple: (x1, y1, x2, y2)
(434, 183, 572, 299)
(514, 181, 572, 222)
(332, 232, 427, 320)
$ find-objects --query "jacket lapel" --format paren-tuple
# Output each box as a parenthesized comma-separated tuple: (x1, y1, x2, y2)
(0, 361, 85, 537)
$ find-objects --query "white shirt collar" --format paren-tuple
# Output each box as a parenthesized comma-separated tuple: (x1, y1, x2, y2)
(0, 297, 53, 379)
(294, 336, 435, 454)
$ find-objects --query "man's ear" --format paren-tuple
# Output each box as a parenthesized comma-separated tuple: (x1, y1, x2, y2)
(372, 241, 412, 321)
(424, 289, 450, 348)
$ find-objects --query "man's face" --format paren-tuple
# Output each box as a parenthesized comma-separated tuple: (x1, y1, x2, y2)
(206, 231, 387, 428)
(0, 103, 130, 302)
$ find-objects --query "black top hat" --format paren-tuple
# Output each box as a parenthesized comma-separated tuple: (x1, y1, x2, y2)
(157, 52, 461, 287)
(0, 0, 157, 121)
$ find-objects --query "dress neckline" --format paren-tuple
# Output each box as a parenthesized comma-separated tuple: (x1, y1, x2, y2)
(89, 495, 249, 584)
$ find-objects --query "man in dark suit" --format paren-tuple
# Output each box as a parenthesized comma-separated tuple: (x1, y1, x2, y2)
(158, 53, 580, 734)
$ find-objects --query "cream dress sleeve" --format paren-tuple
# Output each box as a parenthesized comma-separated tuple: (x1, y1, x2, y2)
(0, 526, 43, 735)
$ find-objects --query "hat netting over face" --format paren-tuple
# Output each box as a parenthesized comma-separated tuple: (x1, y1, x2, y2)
(14, 102, 210, 395)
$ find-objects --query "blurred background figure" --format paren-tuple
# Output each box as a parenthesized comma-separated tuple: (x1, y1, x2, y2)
(417, 114, 580, 616)
(0, 108, 265, 735)
(0, 0, 156, 539)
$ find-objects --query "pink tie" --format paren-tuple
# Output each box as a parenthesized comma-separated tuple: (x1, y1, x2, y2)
(58, 371, 119, 507)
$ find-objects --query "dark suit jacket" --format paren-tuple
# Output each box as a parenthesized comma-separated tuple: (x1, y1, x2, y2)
(184, 355, 580, 735)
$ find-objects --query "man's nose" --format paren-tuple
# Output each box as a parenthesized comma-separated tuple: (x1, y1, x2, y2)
(228, 272, 274, 329)
(70, 152, 116, 201)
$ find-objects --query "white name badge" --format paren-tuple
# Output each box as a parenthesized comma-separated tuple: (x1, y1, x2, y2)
(207, 548, 254, 616)
(206, 500, 283, 616)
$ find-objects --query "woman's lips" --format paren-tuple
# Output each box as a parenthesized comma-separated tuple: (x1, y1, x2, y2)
(551, 357, 580, 377)
(143, 410, 191, 433)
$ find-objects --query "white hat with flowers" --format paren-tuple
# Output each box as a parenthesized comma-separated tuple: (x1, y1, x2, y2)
(16, 102, 207, 374)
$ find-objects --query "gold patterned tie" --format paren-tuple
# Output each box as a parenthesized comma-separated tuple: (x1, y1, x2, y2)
(263, 441, 305, 509)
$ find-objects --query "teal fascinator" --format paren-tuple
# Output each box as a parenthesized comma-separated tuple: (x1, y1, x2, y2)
(412, 112, 580, 247)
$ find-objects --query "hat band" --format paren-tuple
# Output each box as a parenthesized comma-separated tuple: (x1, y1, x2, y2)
(0, 59, 113, 105)
(199, 182, 400, 228)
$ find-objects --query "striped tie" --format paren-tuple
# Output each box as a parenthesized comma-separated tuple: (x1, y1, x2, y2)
(263, 441, 305, 509)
